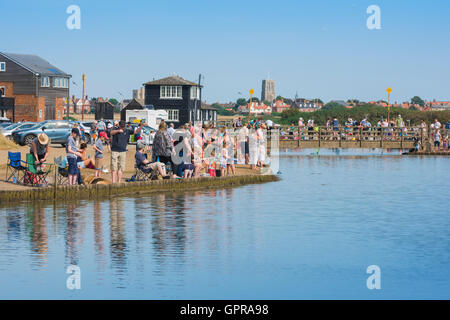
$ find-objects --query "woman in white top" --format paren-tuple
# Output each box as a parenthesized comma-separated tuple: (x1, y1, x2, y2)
(249, 127, 259, 170)
(257, 125, 266, 168)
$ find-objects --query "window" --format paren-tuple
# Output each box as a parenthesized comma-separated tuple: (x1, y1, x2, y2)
(41, 76, 50, 87)
(39, 110, 43, 119)
(167, 109, 179, 122)
(0, 86, 5, 97)
(0, 62, 5, 72)
(44, 123, 57, 129)
(160, 86, 182, 99)
(56, 123, 71, 129)
(53, 77, 69, 88)
(190, 86, 200, 100)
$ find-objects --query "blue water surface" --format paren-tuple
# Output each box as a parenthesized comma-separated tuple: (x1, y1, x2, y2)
(0, 149, 448, 299)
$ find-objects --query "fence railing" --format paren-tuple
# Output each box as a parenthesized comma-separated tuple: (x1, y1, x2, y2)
(273, 126, 447, 143)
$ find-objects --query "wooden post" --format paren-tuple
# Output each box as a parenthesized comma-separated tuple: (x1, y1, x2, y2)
(401, 128, 404, 149)
(82, 74, 86, 121)
(318, 127, 321, 147)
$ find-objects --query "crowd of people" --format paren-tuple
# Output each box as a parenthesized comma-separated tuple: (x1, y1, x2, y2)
(281, 115, 449, 151)
(29, 118, 271, 186)
(24, 115, 449, 186)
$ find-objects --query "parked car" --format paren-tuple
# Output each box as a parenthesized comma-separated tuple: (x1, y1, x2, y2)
(128, 123, 157, 143)
(12, 120, 74, 146)
(75, 121, 92, 143)
(0, 122, 36, 138)
(0, 122, 12, 129)
(0, 116, 11, 123)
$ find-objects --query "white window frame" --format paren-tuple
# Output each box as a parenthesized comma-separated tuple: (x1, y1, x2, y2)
(190, 86, 200, 100)
(167, 109, 179, 122)
(160, 86, 182, 99)
(0, 62, 5, 72)
(0, 86, 5, 97)
(41, 76, 50, 87)
(39, 109, 43, 119)
(52, 77, 69, 88)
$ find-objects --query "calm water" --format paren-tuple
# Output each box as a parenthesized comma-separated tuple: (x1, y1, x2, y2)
(0, 149, 449, 299)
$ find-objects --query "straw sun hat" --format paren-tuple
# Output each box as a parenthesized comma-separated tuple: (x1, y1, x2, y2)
(37, 133, 50, 145)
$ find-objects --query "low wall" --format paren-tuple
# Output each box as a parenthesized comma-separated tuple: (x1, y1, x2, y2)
(0, 174, 280, 203)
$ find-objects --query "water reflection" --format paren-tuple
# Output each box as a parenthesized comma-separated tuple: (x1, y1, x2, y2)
(28, 203, 48, 266)
(0, 149, 449, 299)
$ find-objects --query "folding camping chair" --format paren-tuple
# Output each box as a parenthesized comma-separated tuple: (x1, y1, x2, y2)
(134, 165, 157, 181)
(134, 153, 158, 181)
(54, 156, 69, 185)
(23, 153, 52, 187)
(6, 152, 27, 184)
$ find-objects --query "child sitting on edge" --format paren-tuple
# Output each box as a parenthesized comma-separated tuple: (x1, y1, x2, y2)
(77, 143, 96, 170)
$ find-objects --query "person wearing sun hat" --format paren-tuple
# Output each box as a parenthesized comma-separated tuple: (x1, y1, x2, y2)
(30, 133, 50, 171)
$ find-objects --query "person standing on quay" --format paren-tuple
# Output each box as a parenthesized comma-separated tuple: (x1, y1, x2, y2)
(67, 128, 82, 185)
(110, 120, 142, 183)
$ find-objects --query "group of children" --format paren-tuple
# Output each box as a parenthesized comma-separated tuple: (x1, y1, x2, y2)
(64, 127, 109, 185)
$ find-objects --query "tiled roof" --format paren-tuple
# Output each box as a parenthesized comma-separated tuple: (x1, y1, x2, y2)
(144, 76, 199, 86)
(0, 52, 71, 77)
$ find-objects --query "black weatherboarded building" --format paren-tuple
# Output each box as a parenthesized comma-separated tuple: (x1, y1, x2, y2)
(143, 76, 216, 127)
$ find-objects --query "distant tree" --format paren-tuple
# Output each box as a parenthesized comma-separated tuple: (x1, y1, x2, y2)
(347, 99, 360, 105)
(276, 95, 284, 101)
(263, 100, 272, 106)
(322, 102, 345, 110)
(236, 98, 247, 106)
(284, 98, 293, 105)
(411, 96, 425, 107)
(109, 98, 119, 105)
(247, 97, 259, 103)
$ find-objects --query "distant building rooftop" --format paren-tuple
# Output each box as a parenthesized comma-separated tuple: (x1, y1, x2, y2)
(144, 76, 199, 86)
(0, 52, 71, 77)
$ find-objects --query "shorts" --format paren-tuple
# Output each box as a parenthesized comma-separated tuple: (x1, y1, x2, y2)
(68, 157, 78, 175)
(95, 157, 104, 170)
(77, 161, 85, 169)
(111, 151, 126, 172)
(143, 162, 164, 172)
(434, 141, 440, 147)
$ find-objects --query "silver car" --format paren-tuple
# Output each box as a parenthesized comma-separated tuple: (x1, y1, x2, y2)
(0, 122, 36, 138)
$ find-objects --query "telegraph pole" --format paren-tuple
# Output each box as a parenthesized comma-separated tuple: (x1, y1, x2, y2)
(194, 74, 202, 124)
(82, 74, 86, 121)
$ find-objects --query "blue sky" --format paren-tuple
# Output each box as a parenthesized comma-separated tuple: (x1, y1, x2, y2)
(2, 0, 450, 103)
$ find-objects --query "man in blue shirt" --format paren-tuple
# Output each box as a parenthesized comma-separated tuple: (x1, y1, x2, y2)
(110, 120, 142, 183)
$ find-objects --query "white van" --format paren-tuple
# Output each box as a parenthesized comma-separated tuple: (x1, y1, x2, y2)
(126, 109, 168, 129)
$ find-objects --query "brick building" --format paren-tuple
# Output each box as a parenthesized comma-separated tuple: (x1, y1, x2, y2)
(0, 52, 71, 122)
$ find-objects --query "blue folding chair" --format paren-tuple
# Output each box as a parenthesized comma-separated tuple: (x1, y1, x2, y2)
(6, 152, 27, 184)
